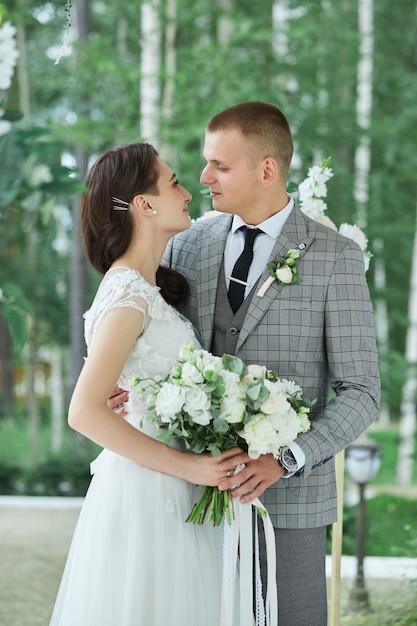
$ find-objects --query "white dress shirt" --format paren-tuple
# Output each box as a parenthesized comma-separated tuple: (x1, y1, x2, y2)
(224, 196, 294, 297)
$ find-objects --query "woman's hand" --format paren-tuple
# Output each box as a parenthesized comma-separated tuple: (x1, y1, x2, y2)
(180, 447, 244, 487)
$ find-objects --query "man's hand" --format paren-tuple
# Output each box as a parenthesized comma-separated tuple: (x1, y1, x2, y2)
(107, 385, 129, 416)
(217, 450, 285, 504)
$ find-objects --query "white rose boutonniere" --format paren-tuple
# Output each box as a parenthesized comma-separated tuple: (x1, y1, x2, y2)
(257, 248, 301, 298)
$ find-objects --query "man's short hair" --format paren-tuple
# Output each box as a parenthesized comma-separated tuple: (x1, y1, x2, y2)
(206, 101, 293, 177)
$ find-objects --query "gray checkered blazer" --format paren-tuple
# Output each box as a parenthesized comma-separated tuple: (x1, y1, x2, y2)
(163, 204, 380, 528)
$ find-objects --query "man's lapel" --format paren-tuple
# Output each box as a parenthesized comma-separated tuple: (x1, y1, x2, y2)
(196, 215, 232, 349)
(237, 205, 314, 350)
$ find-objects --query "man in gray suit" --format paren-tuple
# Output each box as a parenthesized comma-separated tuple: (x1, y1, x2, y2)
(163, 101, 381, 625)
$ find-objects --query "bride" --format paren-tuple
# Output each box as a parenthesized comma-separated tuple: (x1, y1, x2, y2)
(49, 142, 241, 625)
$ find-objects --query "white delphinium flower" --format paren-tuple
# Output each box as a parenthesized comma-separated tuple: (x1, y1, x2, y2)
(0, 21, 19, 91)
(298, 158, 371, 272)
(298, 161, 333, 220)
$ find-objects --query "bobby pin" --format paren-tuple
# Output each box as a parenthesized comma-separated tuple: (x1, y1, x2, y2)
(112, 196, 130, 211)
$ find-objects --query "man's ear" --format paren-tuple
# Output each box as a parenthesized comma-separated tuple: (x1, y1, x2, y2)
(261, 157, 278, 187)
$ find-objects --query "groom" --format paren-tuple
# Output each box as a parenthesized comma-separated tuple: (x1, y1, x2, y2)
(162, 101, 380, 625)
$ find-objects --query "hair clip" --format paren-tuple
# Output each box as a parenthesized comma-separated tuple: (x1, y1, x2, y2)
(112, 196, 130, 211)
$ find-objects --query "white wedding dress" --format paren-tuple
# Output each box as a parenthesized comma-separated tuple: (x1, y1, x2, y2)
(49, 268, 225, 626)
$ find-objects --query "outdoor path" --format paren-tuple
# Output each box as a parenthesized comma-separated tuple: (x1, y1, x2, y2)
(0, 496, 416, 626)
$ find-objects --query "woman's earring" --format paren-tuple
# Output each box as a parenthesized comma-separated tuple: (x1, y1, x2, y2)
(147, 202, 157, 216)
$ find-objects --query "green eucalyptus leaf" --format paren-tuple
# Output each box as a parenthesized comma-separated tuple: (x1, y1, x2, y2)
(213, 417, 229, 434)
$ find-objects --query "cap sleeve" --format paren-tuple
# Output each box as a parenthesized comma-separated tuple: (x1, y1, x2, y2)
(84, 269, 160, 350)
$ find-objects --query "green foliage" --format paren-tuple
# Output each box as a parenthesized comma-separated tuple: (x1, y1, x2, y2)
(370, 429, 417, 486)
(0, 282, 32, 353)
(341, 494, 417, 558)
(1, 0, 416, 420)
(0, 416, 99, 496)
(0, 457, 92, 497)
(0, 122, 81, 350)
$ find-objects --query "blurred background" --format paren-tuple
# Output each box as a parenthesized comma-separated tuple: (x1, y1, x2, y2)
(0, 4, 416, 616)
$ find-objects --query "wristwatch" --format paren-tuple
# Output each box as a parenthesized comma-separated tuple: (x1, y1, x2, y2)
(277, 446, 299, 474)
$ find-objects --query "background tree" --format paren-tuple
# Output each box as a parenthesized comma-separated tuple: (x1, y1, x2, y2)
(1, 0, 416, 476)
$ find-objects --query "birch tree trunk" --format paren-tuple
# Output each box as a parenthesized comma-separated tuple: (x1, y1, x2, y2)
(140, 0, 162, 143)
(373, 237, 391, 427)
(160, 0, 177, 163)
(354, 0, 373, 231)
(217, 0, 233, 46)
(354, 1, 390, 425)
(67, 0, 90, 398)
(272, 0, 288, 61)
(50, 346, 65, 454)
(15, 9, 41, 460)
(396, 202, 417, 485)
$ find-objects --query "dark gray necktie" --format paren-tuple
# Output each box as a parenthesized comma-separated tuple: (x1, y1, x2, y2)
(228, 227, 262, 313)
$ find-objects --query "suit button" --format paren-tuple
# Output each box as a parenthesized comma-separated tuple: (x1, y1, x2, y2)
(229, 327, 239, 335)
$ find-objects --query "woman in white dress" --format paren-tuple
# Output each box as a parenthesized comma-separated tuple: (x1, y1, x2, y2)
(49, 142, 240, 626)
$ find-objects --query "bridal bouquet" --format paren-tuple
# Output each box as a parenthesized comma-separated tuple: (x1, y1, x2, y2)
(131, 342, 312, 526)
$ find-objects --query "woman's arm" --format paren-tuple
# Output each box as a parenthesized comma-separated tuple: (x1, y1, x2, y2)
(69, 306, 236, 486)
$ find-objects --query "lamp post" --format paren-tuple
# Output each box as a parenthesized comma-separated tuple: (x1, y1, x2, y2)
(345, 438, 382, 612)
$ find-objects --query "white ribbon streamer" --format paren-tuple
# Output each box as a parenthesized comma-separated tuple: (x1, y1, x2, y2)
(220, 498, 278, 626)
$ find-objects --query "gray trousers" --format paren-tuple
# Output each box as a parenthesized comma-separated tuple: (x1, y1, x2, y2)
(257, 524, 328, 626)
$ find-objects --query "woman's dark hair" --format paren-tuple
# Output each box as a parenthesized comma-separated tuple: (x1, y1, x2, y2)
(81, 142, 189, 307)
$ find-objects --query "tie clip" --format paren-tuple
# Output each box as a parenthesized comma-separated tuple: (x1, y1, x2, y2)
(228, 277, 250, 286)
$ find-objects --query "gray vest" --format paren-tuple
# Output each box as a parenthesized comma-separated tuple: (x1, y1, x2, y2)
(210, 259, 258, 357)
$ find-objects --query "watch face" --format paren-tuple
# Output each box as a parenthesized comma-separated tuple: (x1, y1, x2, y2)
(282, 448, 297, 469)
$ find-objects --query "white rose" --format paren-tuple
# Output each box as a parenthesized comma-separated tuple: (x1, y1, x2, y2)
(219, 396, 246, 424)
(155, 383, 186, 422)
(221, 369, 242, 392)
(184, 387, 212, 425)
(181, 361, 204, 385)
(270, 409, 302, 447)
(275, 265, 293, 284)
(339, 223, 368, 251)
(241, 414, 279, 459)
(198, 351, 223, 374)
(260, 390, 291, 416)
(279, 378, 303, 398)
(316, 214, 337, 231)
(243, 364, 267, 384)
(298, 412, 311, 433)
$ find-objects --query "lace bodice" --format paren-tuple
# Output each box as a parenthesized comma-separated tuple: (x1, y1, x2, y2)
(84, 268, 196, 432)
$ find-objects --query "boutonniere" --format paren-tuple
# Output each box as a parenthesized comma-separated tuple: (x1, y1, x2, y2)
(256, 248, 302, 298)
